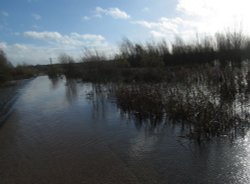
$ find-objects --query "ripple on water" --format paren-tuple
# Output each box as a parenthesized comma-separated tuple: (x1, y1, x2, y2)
(0, 76, 250, 184)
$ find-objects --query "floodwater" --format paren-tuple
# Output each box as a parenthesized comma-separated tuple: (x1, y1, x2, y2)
(0, 76, 250, 184)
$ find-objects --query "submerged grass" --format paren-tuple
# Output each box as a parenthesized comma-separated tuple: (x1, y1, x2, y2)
(110, 63, 250, 142)
(17, 31, 250, 141)
(114, 84, 249, 142)
(2, 30, 250, 142)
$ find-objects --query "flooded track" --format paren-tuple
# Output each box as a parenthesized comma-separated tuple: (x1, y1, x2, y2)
(0, 76, 250, 184)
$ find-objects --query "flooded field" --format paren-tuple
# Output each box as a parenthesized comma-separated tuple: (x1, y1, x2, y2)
(0, 76, 250, 184)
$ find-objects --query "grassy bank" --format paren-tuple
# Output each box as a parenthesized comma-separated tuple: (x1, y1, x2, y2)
(0, 49, 37, 86)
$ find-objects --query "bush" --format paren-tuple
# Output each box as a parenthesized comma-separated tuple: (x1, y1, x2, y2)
(0, 49, 13, 83)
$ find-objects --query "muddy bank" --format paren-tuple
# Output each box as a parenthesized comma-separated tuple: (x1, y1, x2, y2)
(0, 79, 33, 125)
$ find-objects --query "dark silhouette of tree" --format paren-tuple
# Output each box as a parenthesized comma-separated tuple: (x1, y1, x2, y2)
(0, 49, 13, 83)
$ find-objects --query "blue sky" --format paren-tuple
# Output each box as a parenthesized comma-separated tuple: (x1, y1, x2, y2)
(0, 0, 250, 65)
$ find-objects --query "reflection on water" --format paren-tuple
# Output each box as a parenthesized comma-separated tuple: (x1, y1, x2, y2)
(49, 76, 60, 90)
(65, 79, 78, 103)
(0, 76, 250, 183)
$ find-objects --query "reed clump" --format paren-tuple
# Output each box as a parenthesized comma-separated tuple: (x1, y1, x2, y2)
(113, 65, 250, 141)
(115, 84, 164, 121)
(164, 88, 246, 141)
(46, 31, 250, 83)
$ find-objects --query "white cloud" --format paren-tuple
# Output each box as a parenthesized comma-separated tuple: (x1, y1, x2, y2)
(0, 42, 7, 50)
(176, 0, 250, 33)
(1, 44, 64, 65)
(150, 31, 167, 39)
(70, 33, 105, 41)
(133, 0, 250, 41)
(1, 42, 115, 65)
(32, 13, 42, 20)
(24, 31, 63, 41)
(1, 11, 9, 17)
(23, 31, 105, 47)
(133, 17, 193, 40)
(132, 20, 154, 28)
(95, 7, 130, 19)
(13, 44, 28, 50)
(133, 17, 185, 32)
(177, 0, 214, 17)
(0, 31, 112, 65)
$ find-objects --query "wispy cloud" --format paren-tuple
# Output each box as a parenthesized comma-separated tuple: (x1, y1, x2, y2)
(0, 11, 9, 17)
(0, 11, 10, 32)
(0, 42, 7, 50)
(82, 16, 90, 21)
(132, 17, 192, 39)
(32, 13, 41, 20)
(23, 31, 105, 47)
(24, 31, 62, 41)
(32, 24, 40, 30)
(27, 0, 38, 3)
(142, 7, 150, 12)
(95, 7, 130, 19)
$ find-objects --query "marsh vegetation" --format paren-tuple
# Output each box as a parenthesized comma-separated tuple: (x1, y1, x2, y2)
(45, 31, 250, 142)
(112, 64, 250, 142)
(2, 31, 250, 141)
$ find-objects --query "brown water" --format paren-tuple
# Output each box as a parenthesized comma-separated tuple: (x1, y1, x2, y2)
(0, 76, 250, 184)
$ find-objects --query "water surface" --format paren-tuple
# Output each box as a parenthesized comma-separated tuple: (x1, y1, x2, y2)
(0, 76, 250, 184)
